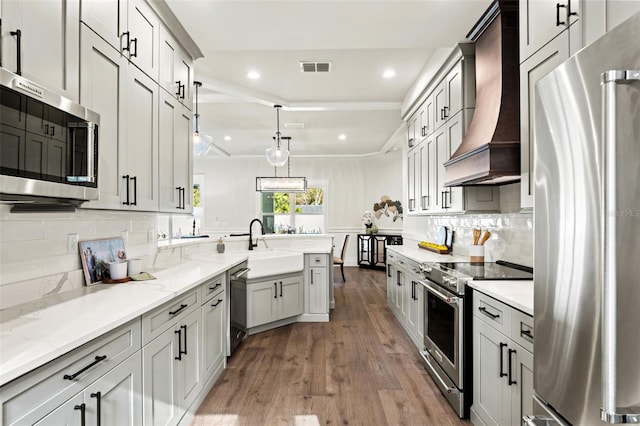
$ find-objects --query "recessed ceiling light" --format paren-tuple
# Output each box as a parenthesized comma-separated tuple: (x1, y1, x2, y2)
(223, 135, 232, 141)
(338, 134, 347, 141)
(383, 69, 396, 79)
(247, 70, 261, 80)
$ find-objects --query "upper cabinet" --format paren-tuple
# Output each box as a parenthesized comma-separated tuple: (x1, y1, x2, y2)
(159, 27, 194, 110)
(80, 0, 160, 81)
(1, 0, 80, 101)
(404, 45, 500, 215)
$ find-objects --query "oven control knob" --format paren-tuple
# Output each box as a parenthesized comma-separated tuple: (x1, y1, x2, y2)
(442, 276, 451, 284)
(449, 278, 458, 287)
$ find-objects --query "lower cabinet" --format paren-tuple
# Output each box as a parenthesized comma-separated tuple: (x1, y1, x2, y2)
(142, 307, 202, 426)
(200, 286, 226, 388)
(247, 274, 304, 329)
(304, 253, 329, 316)
(471, 291, 534, 426)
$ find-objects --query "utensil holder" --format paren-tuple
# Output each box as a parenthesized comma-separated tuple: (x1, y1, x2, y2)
(127, 258, 142, 276)
(109, 261, 128, 280)
(469, 244, 485, 264)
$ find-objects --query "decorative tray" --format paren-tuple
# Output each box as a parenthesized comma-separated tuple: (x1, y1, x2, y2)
(102, 277, 132, 284)
(417, 242, 450, 254)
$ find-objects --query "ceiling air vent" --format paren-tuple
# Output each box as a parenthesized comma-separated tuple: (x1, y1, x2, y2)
(284, 123, 306, 129)
(300, 61, 332, 73)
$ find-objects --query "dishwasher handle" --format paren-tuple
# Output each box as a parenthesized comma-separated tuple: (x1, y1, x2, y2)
(231, 267, 250, 280)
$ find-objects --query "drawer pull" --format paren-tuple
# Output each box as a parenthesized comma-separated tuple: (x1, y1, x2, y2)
(175, 329, 183, 360)
(508, 348, 517, 385)
(74, 403, 86, 426)
(499, 343, 508, 378)
(211, 299, 223, 307)
(181, 324, 188, 355)
(169, 304, 188, 316)
(90, 391, 102, 426)
(521, 328, 534, 340)
(209, 283, 222, 291)
(479, 306, 500, 319)
(63, 355, 107, 380)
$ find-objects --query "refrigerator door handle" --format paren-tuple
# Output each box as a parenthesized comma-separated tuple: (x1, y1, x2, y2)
(600, 69, 640, 425)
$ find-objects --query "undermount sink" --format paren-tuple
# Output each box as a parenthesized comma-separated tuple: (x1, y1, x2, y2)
(245, 249, 303, 279)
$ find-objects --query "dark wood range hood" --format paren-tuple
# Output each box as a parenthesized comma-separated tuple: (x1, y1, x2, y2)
(444, 0, 520, 186)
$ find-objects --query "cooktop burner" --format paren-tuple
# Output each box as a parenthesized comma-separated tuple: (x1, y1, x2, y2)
(438, 260, 533, 281)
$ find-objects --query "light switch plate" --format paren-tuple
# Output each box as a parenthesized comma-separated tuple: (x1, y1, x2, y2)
(67, 233, 79, 254)
(121, 230, 128, 244)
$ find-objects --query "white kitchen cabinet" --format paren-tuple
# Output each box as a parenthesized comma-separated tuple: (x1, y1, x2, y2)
(519, 0, 580, 63)
(159, 26, 193, 109)
(407, 111, 418, 149)
(386, 252, 424, 350)
(471, 291, 534, 426)
(582, 0, 640, 46)
(201, 289, 226, 387)
(32, 393, 85, 426)
(159, 91, 193, 213)
(519, 34, 569, 209)
(246, 275, 304, 329)
(386, 254, 397, 309)
(80, 0, 160, 81)
(418, 142, 431, 212)
(1, 0, 80, 101)
(433, 61, 468, 132)
(406, 143, 421, 213)
(142, 306, 201, 426)
(305, 254, 329, 315)
(419, 94, 435, 140)
(405, 274, 424, 348)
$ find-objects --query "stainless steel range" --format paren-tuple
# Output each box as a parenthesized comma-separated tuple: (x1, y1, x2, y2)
(418, 260, 533, 418)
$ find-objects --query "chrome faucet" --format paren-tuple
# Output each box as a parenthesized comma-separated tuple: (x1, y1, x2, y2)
(248, 218, 265, 250)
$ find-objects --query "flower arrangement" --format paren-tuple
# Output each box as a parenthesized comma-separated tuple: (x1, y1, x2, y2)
(373, 195, 403, 222)
(362, 210, 373, 226)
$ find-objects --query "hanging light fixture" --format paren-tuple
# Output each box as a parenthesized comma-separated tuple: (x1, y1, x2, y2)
(193, 81, 212, 156)
(257, 136, 307, 192)
(265, 105, 289, 167)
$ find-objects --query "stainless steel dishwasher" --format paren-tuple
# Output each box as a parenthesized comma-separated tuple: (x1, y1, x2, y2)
(228, 261, 249, 356)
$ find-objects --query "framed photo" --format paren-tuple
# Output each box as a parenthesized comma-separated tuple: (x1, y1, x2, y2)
(79, 238, 127, 286)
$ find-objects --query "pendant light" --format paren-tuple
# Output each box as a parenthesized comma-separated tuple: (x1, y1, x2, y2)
(193, 81, 212, 156)
(257, 136, 307, 193)
(265, 105, 289, 167)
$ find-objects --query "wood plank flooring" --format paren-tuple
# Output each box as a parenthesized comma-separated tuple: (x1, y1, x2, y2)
(191, 267, 470, 426)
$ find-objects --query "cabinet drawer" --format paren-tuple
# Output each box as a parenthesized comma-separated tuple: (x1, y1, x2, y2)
(473, 291, 511, 336)
(308, 254, 327, 267)
(511, 309, 534, 353)
(0, 320, 141, 426)
(201, 274, 225, 304)
(142, 288, 199, 345)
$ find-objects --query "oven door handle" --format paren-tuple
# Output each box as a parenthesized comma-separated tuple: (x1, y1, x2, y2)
(231, 268, 250, 280)
(420, 351, 459, 394)
(421, 281, 459, 305)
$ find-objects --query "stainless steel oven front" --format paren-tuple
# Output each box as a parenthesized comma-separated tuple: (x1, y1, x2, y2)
(419, 278, 465, 416)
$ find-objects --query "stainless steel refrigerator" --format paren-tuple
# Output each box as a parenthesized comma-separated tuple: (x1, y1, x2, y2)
(528, 11, 640, 426)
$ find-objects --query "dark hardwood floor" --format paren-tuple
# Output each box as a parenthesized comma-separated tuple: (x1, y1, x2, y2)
(191, 266, 470, 425)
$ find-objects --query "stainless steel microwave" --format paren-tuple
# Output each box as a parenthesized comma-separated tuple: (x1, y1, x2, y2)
(0, 67, 100, 206)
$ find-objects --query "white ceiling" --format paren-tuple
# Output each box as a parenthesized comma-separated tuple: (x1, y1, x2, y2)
(165, 0, 493, 157)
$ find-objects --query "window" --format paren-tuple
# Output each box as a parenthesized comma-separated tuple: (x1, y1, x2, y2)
(261, 184, 326, 234)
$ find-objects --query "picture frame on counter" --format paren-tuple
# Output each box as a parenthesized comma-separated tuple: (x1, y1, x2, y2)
(79, 238, 127, 286)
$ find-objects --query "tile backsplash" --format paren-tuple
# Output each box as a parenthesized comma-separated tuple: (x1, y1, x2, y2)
(0, 206, 157, 309)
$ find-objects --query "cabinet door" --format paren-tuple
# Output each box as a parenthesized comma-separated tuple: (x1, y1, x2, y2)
(142, 326, 181, 426)
(405, 279, 420, 341)
(201, 295, 225, 379)
(520, 34, 569, 209)
(583, 0, 640, 46)
(279, 276, 304, 320)
(1, 0, 80, 101)
(510, 343, 534, 426)
(309, 267, 328, 314)
(433, 81, 447, 131)
(407, 146, 419, 212)
(247, 280, 278, 328)
(127, 0, 160, 81)
(126, 65, 159, 211)
(419, 140, 431, 211)
(159, 27, 193, 109)
(33, 393, 85, 426)
(80, 25, 128, 210)
(24, 132, 47, 177)
(473, 318, 510, 426)
(158, 92, 180, 212)
(394, 269, 405, 320)
(445, 62, 463, 117)
(0, 124, 26, 173)
(80, 0, 127, 52)
(84, 353, 143, 426)
(433, 125, 447, 212)
(423, 94, 435, 137)
(519, 0, 578, 63)
(177, 308, 202, 412)
(444, 111, 465, 211)
(386, 263, 396, 307)
(175, 106, 192, 213)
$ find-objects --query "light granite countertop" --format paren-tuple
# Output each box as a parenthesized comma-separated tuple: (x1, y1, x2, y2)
(0, 259, 244, 387)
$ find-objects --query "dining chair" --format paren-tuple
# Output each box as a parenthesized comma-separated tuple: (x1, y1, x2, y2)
(333, 234, 350, 282)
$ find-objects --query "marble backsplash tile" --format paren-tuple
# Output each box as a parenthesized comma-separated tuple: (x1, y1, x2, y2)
(0, 206, 158, 310)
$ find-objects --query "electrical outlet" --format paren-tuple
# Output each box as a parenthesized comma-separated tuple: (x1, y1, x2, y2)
(147, 229, 154, 243)
(121, 230, 128, 244)
(67, 233, 79, 254)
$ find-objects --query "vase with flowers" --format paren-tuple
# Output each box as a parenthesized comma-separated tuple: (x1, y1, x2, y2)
(362, 210, 373, 234)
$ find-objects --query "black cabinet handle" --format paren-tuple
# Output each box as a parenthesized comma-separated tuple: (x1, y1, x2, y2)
(10, 29, 22, 75)
(396, 271, 401, 287)
(508, 348, 517, 385)
(209, 283, 222, 291)
(387, 265, 392, 278)
(499, 343, 507, 378)
(408, 137, 414, 148)
(176, 187, 182, 209)
(443, 106, 448, 118)
(310, 269, 314, 284)
(122, 175, 130, 205)
(131, 176, 137, 206)
(90, 391, 102, 426)
(521, 329, 534, 340)
(211, 299, 223, 307)
(63, 355, 107, 380)
(122, 31, 131, 53)
(175, 329, 182, 360)
(279, 281, 283, 298)
(74, 403, 86, 426)
(479, 306, 500, 319)
(50, 126, 55, 137)
(169, 304, 187, 316)
(274, 283, 278, 299)
(440, 108, 444, 120)
(44, 124, 49, 135)
(567, 0, 577, 17)
(130, 38, 138, 58)
(175, 81, 182, 97)
(180, 83, 186, 99)
(181, 324, 188, 355)
(181, 187, 186, 209)
(556, 3, 567, 26)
